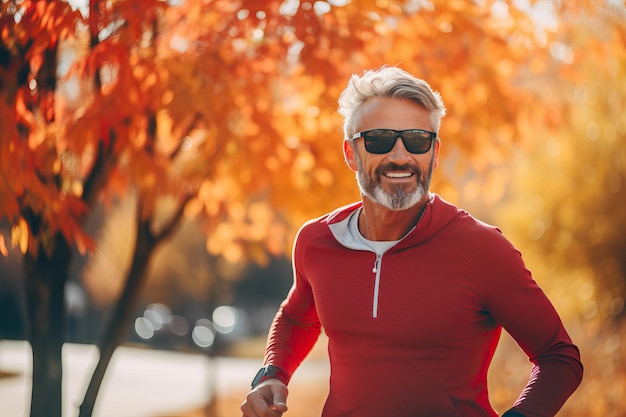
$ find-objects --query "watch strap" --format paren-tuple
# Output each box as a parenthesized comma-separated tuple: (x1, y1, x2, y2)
(251, 364, 290, 387)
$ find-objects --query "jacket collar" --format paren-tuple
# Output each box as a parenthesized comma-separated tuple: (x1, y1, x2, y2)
(325, 193, 462, 249)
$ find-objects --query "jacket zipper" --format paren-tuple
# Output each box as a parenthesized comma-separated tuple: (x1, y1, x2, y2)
(372, 253, 382, 318)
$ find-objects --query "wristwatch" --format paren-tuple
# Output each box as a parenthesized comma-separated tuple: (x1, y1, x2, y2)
(251, 364, 290, 387)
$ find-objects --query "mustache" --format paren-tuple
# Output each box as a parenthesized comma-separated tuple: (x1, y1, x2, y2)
(376, 163, 423, 176)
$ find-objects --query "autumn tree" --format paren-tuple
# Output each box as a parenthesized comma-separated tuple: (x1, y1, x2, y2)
(0, 1, 586, 417)
(1, 3, 86, 417)
(492, 4, 626, 414)
(498, 1, 626, 316)
(0, 1, 206, 416)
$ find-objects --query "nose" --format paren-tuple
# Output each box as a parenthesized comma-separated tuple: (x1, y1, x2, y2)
(387, 135, 412, 163)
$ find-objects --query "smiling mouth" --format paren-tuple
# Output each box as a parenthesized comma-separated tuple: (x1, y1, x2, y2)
(384, 171, 414, 179)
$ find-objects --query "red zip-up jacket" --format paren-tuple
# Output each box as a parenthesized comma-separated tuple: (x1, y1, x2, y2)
(263, 194, 582, 417)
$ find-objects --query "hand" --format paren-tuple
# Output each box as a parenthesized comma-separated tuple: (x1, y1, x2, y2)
(240, 378, 289, 417)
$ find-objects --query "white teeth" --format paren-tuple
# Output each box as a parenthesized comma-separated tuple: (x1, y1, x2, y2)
(385, 172, 412, 178)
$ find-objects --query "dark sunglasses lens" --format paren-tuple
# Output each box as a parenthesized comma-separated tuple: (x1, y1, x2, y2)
(402, 131, 432, 153)
(364, 130, 397, 154)
(363, 130, 432, 154)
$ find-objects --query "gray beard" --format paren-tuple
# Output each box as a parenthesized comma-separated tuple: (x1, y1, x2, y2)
(356, 158, 433, 211)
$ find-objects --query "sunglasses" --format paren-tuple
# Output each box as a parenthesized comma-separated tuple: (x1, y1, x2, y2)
(351, 128, 436, 154)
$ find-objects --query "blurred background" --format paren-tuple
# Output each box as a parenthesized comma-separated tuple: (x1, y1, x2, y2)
(0, 0, 624, 416)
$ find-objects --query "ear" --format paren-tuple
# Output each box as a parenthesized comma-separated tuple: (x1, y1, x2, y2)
(343, 139, 358, 172)
(432, 139, 441, 170)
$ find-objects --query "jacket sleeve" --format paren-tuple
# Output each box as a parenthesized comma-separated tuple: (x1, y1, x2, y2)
(262, 226, 322, 382)
(478, 229, 583, 417)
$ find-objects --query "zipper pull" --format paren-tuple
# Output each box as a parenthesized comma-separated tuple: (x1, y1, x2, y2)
(372, 255, 380, 273)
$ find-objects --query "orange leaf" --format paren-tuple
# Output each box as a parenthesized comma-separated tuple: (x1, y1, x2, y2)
(0, 234, 8, 257)
(10, 217, 29, 254)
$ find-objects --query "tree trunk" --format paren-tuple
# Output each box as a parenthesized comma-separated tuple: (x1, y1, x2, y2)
(23, 234, 72, 417)
(20, 34, 70, 417)
(78, 217, 157, 417)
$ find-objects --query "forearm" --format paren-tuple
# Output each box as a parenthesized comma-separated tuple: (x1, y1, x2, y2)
(263, 305, 322, 378)
(479, 238, 583, 416)
(511, 342, 583, 417)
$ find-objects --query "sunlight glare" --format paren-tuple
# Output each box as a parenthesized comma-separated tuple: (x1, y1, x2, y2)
(170, 35, 189, 53)
(491, 0, 509, 19)
(314, 1, 332, 15)
(550, 42, 574, 64)
(237, 9, 250, 19)
(280, 0, 300, 16)
(252, 29, 265, 41)
(192, 319, 216, 348)
(213, 306, 237, 334)
(135, 317, 155, 340)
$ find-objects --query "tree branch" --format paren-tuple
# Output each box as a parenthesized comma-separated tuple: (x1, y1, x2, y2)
(153, 193, 194, 242)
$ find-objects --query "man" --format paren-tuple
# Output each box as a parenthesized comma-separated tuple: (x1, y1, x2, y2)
(241, 66, 583, 417)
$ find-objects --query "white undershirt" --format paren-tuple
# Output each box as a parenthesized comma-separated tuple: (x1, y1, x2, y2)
(347, 208, 400, 255)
